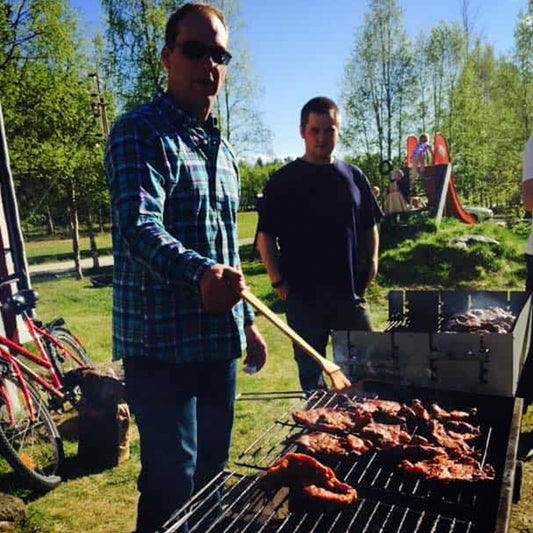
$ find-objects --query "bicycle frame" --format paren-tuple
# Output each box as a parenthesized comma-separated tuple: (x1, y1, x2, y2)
(0, 319, 83, 429)
(0, 350, 36, 424)
(0, 275, 89, 425)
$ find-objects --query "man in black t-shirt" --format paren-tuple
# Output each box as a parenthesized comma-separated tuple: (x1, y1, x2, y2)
(257, 97, 382, 392)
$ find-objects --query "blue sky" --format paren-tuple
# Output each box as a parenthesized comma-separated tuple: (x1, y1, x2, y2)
(72, 0, 527, 158)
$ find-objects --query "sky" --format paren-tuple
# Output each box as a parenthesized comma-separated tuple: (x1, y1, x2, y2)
(71, 0, 528, 159)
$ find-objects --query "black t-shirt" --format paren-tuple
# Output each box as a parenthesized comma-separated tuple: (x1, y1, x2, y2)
(257, 158, 382, 300)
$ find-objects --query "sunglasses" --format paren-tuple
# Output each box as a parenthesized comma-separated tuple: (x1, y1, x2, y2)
(174, 40, 232, 66)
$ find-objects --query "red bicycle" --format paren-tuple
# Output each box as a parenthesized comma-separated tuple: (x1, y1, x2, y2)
(0, 274, 92, 490)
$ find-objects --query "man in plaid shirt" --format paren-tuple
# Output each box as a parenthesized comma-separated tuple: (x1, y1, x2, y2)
(105, 4, 267, 532)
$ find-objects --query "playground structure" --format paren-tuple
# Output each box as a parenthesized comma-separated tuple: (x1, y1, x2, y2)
(398, 132, 475, 225)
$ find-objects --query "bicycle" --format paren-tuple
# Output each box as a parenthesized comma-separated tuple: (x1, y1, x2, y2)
(0, 274, 93, 490)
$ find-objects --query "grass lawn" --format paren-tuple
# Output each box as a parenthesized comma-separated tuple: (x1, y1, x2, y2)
(3, 217, 533, 532)
(23, 212, 259, 266)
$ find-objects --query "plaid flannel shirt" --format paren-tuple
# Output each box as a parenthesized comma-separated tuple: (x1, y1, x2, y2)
(105, 90, 254, 363)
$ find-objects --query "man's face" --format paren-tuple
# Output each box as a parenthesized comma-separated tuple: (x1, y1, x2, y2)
(161, 11, 229, 121)
(300, 111, 339, 164)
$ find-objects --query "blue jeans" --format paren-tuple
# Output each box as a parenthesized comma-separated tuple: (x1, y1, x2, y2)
(123, 357, 237, 533)
(286, 293, 371, 392)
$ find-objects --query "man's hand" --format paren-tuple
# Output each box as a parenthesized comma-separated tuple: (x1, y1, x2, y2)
(200, 264, 245, 313)
(243, 323, 267, 373)
(274, 282, 289, 301)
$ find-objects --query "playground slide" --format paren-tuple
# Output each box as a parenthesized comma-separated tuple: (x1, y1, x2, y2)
(433, 133, 475, 224)
(445, 176, 476, 224)
(406, 134, 418, 167)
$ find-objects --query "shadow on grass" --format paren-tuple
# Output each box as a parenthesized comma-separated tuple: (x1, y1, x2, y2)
(0, 471, 47, 501)
(30, 265, 114, 285)
(28, 248, 114, 266)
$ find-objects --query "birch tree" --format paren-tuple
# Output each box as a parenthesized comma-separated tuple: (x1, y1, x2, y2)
(101, 0, 272, 156)
(342, 0, 413, 177)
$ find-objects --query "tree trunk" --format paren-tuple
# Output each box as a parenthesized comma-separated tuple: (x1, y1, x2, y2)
(67, 180, 83, 280)
(88, 211, 100, 270)
(45, 207, 55, 236)
(98, 205, 105, 234)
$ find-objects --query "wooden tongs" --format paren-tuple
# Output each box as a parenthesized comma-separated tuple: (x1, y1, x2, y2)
(242, 289, 352, 392)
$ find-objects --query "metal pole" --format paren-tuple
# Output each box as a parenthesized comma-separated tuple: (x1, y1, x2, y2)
(0, 99, 31, 292)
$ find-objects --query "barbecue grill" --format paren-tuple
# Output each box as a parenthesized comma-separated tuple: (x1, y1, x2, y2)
(333, 290, 532, 396)
(159, 383, 522, 533)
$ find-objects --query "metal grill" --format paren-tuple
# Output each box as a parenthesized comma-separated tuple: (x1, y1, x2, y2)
(160, 385, 520, 533)
(385, 290, 530, 333)
(161, 470, 475, 533)
(332, 290, 532, 397)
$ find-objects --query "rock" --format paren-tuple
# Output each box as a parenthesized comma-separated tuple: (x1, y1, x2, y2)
(450, 235, 501, 248)
(0, 493, 25, 532)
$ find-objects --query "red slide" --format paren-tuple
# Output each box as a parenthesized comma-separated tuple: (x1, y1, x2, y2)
(445, 177, 475, 224)
(433, 133, 475, 224)
(406, 134, 418, 167)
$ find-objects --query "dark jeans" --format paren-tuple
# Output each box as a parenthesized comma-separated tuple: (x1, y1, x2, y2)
(124, 357, 237, 533)
(285, 293, 371, 392)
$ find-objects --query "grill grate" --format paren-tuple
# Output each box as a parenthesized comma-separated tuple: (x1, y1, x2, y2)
(161, 385, 518, 533)
(161, 470, 475, 533)
(235, 390, 494, 514)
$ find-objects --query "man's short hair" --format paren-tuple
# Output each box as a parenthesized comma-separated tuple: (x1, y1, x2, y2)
(165, 3, 228, 49)
(300, 97, 340, 128)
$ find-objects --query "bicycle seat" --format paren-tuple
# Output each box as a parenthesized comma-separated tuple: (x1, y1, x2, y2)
(4, 289, 39, 314)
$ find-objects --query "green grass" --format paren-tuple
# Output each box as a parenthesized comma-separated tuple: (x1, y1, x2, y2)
(24, 233, 113, 265)
(237, 211, 258, 241)
(23, 212, 258, 266)
(4, 215, 533, 532)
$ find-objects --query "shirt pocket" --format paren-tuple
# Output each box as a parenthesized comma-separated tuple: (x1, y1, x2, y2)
(165, 155, 210, 224)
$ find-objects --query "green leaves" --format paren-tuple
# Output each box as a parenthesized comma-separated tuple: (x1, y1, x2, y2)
(342, 0, 533, 213)
(1, 0, 108, 231)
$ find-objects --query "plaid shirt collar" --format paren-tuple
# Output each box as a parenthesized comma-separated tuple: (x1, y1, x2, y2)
(154, 87, 219, 132)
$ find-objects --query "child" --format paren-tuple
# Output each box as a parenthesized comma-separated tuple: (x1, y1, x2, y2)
(384, 169, 408, 215)
(410, 133, 433, 185)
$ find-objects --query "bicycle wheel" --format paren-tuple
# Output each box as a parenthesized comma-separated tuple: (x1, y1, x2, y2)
(0, 378, 63, 490)
(48, 326, 93, 378)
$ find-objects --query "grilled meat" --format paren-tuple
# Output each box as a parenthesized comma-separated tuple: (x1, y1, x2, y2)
(295, 432, 373, 459)
(347, 398, 408, 423)
(359, 422, 411, 448)
(346, 434, 374, 456)
(442, 306, 515, 334)
(403, 399, 431, 421)
(398, 454, 495, 482)
(393, 443, 448, 461)
(429, 403, 477, 421)
(422, 419, 478, 456)
(289, 395, 493, 485)
(444, 420, 482, 441)
(263, 452, 358, 507)
(292, 407, 372, 432)
(353, 399, 403, 415)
